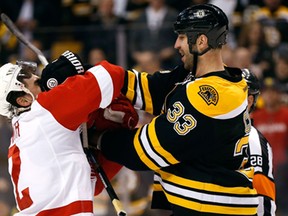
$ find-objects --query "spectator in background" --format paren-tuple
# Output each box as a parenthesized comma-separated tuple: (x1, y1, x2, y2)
(0, 0, 62, 53)
(238, 21, 274, 78)
(87, 47, 107, 65)
(231, 46, 266, 79)
(232, 47, 253, 69)
(60, 0, 97, 26)
(84, 0, 127, 64)
(112, 0, 149, 22)
(0, 20, 18, 65)
(132, 50, 162, 74)
(273, 43, 288, 101)
(221, 44, 234, 66)
(252, 77, 288, 215)
(129, 0, 179, 69)
(252, 0, 288, 47)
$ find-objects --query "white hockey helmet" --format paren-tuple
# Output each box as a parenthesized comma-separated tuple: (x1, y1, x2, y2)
(0, 61, 36, 118)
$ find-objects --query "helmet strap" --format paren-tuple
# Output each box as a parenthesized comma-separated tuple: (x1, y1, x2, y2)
(191, 51, 198, 77)
(189, 44, 211, 77)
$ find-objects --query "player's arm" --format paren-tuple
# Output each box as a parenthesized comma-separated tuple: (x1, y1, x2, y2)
(38, 60, 125, 130)
(97, 76, 249, 171)
(121, 65, 189, 116)
(253, 173, 276, 215)
(248, 127, 276, 215)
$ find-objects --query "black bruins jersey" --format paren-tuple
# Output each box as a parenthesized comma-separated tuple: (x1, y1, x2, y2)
(100, 64, 259, 216)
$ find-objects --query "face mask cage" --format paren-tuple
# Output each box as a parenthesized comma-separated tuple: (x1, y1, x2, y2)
(16, 61, 37, 81)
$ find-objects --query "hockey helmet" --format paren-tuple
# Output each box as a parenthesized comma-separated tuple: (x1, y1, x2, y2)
(0, 61, 37, 118)
(174, 4, 229, 49)
(242, 68, 260, 112)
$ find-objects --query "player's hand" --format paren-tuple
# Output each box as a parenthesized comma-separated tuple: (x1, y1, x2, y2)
(40, 50, 92, 91)
(88, 94, 139, 131)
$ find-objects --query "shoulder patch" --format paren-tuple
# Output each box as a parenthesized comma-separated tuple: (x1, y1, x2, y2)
(197, 85, 219, 106)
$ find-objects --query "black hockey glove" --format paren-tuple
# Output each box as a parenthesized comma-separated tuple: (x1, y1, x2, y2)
(40, 50, 92, 91)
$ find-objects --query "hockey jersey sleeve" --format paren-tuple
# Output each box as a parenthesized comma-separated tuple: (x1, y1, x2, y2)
(100, 74, 250, 171)
(37, 60, 125, 130)
(121, 65, 189, 116)
(248, 127, 276, 215)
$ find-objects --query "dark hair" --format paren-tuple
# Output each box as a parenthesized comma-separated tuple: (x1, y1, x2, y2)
(6, 91, 27, 108)
(6, 69, 31, 108)
(242, 69, 260, 113)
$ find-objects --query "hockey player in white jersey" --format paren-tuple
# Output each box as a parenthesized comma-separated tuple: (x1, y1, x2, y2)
(0, 51, 137, 215)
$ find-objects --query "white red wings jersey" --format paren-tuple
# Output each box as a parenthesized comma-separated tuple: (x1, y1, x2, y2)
(8, 61, 124, 216)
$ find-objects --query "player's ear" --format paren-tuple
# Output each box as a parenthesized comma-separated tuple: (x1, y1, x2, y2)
(197, 34, 208, 47)
(16, 96, 32, 107)
(247, 95, 254, 111)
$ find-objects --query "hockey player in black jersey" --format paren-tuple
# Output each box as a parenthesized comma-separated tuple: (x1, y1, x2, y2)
(242, 69, 276, 215)
(95, 4, 259, 216)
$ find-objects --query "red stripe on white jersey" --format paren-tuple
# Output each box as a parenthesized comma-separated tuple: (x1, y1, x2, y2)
(36, 200, 93, 216)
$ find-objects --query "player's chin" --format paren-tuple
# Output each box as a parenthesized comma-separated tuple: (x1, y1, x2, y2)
(183, 61, 192, 71)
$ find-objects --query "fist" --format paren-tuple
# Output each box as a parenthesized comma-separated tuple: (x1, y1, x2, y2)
(88, 94, 139, 131)
(40, 50, 91, 91)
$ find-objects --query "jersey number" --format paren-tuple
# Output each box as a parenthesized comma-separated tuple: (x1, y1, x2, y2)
(234, 109, 251, 170)
(9, 145, 33, 210)
(167, 101, 197, 135)
(250, 155, 263, 166)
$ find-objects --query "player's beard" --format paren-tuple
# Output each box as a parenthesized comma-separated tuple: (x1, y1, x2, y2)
(183, 52, 194, 71)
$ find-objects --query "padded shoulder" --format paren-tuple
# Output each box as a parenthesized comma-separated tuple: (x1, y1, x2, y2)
(186, 75, 248, 119)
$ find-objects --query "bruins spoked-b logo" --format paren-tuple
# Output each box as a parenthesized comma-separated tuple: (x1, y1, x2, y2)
(198, 85, 219, 105)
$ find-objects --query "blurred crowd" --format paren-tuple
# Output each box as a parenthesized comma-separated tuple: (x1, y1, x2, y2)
(1, 0, 288, 215)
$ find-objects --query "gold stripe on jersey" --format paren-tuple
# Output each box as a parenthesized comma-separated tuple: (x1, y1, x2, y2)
(134, 127, 160, 170)
(135, 123, 176, 168)
(187, 77, 248, 118)
(126, 70, 136, 102)
(237, 167, 254, 181)
(158, 170, 257, 195)
(164, 192, 257, 215)
(234, 135, 249, 156)
(155, 171, 258, 215)
(148, 118, 179, 165)
(153, 182, 163, 191)
(140, 73, 153, 113)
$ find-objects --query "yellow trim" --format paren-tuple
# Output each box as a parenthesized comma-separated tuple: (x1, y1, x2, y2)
(126, 70, 136, 102)
(187, 77, 247, 118)
(158, 170, 257, 195)
(234, 135, 249, 155)
(164, 191, 257, 215)
(153, 183, 163, 191)
(237, 167, 254, 180)
(140, 73, 153, 113)
(148, 118, 179, 165)
(134, 127, 160, 170)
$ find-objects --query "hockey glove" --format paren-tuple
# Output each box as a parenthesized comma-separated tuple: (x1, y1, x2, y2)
(87, 94, 139, 131)
(40, 50, 92, 91)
